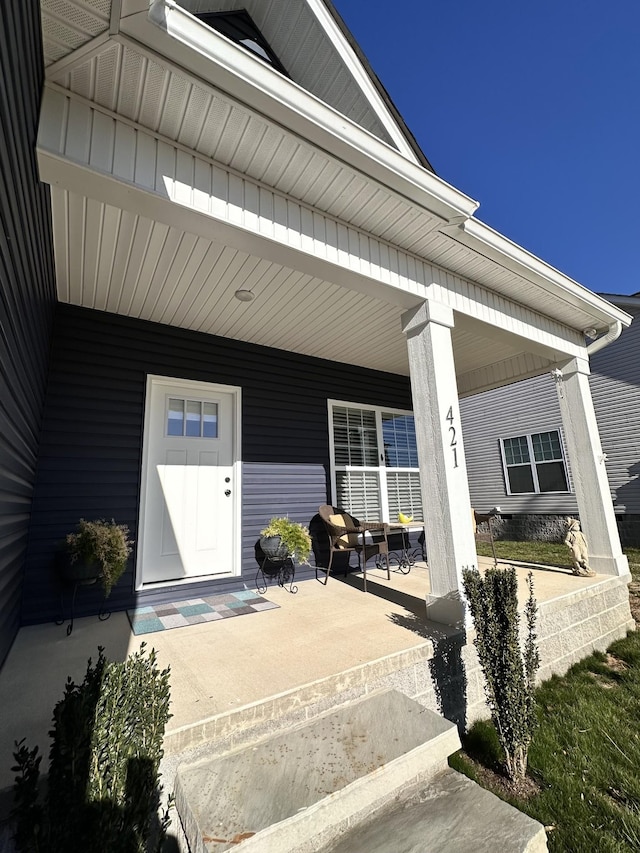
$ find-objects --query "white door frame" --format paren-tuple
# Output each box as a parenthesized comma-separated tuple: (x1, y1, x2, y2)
(136, 374, 242, 590)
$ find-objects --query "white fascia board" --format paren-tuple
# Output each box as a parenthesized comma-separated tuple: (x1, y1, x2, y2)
(117, 1, 478, 225)
(455, 217, 633, 330)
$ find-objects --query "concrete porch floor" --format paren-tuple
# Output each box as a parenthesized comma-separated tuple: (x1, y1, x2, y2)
(0, 556, 606, 804)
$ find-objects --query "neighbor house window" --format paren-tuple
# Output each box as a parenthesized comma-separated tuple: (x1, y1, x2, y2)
(329, 402, 423, 522)
(500, 430, 569, 494)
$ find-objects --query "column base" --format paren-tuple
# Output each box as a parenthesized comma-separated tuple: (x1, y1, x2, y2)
(589, 553, 629, 577)
(425, 592, 467, 629)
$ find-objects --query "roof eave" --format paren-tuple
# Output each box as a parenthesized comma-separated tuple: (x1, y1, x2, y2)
(454, 218, 633, 330)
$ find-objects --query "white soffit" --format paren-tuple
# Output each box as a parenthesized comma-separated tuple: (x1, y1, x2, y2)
(41, 0, 110, 66)
(46, 39, 447, 248)
(51, 188, 530, 379)
(51, 187, 412, 374)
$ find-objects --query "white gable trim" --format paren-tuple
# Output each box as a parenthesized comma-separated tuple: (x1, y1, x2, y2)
(306, 0, 421, 162)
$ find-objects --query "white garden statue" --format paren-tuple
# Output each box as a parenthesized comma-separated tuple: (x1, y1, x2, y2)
(564, 517, 596, 577)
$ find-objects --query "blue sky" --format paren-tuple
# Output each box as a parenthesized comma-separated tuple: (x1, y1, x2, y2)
(334, 0, 640, 296)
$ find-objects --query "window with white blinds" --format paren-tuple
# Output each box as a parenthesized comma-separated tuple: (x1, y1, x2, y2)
(329, 402, 423, 522)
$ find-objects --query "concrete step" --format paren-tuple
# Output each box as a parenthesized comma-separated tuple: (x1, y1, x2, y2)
(163, 641, 434, 758)
(174, 689, 460, 853)
(319, 767, 548, 853)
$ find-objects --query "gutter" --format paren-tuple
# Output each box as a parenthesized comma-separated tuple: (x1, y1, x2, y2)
(586, 320, 623, 356)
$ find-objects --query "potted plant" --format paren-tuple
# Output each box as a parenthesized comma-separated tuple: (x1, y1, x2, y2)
(64, 519, 134, 597)
(259, 517, 311, 564)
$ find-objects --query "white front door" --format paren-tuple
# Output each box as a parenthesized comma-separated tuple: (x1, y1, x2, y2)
(138, 376, 240, 585)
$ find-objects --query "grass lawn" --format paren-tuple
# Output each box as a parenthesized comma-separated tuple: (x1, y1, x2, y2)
(476, 538, 572, 567)
(452, 544, 640, 853)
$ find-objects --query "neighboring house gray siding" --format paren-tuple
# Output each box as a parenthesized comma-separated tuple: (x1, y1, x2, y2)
(23, 304, 414, 624)
(460, 300, 640, 536)
(460, 374, 577, 516)
(0, 0, 57, 665)
(589, 305, 640, 515)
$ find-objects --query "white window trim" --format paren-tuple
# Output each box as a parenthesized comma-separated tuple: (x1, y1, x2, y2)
(499, 429, 570, 496)
(328, 398, 420, 521)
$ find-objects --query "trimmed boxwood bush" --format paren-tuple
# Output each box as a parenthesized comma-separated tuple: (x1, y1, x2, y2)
(462, 566, 539, 781)
(12, 643, 171, 852)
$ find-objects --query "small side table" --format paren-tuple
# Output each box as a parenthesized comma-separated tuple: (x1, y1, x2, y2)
(386, 523, 426, 573)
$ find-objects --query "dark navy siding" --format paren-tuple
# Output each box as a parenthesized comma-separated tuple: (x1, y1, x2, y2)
(23, 304, 413, 623)
(0, 1, 56, 663)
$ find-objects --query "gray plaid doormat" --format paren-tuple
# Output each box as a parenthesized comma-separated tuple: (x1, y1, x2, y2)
(127, 590, 278, 635)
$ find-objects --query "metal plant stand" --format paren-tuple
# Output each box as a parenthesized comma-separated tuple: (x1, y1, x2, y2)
(256, 556, 298, 594)
(56, 578, 111, 636)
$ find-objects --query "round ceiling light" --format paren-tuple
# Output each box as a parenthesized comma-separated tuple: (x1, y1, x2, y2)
(234, 289, 255, 302)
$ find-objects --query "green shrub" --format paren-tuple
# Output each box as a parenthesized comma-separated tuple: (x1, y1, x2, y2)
(462, 566, 539, 781)
(66, 519, 133, 597)
(260, 517, 312, 563)
(11, 643, 171, 853)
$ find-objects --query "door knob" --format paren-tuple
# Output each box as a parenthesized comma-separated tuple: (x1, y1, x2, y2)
(225, 489, 231, 496)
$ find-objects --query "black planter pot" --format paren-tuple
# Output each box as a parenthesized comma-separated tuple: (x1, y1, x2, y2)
(259, 535, 290, 562)
(58, 557, 101, 586)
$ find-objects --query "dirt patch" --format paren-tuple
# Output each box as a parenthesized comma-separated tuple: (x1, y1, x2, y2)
(628, 579, 640, 625)
(459, 753, 542, 800)
(605, 653, 628, 673)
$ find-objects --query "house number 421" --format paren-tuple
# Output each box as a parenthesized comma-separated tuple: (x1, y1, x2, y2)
(446, 406, 459, 468)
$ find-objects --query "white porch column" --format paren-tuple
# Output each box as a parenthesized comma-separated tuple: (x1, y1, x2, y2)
(555, 357, 629, 577)
(402, 301, 477, 626)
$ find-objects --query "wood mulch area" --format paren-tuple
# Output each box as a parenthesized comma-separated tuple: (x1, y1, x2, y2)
(461, 754, 542, 800)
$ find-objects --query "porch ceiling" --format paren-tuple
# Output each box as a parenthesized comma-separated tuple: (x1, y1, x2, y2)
(52, 187, 543, 381)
